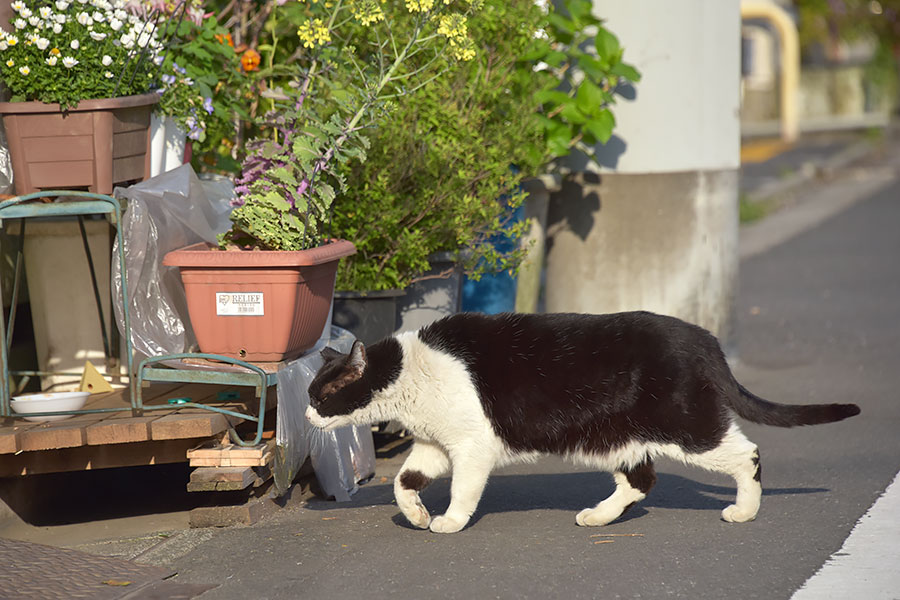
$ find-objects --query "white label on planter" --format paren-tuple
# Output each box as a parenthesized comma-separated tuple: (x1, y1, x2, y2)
(216, 292, 264, 316)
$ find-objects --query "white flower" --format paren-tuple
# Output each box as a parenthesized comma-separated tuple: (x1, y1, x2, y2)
(89, 31, 105, 41)
(39, 7, 52, 19)
(76, 12, 92, 26)
(137, 32, 150, 48)
(54, 14, 66, 23)
(92, 11, 105, 22)
(19, 7, 31, 18)
(18, 65, 29, 75)
(55, 0, 69, 9)
(0, 41, 7, 51)
(52, 23, 62, 33)
(109, 17, 122, 31)
(104, 70, 113, 78)
(5, 59, 14, 67)
(13, 19, 26, 30)
(77, 0, 88, 4)
(101, 54, 112, 66)
(119, 31, 134, 48)
(27, 16, 41, 27)
(113, 9, 126, 21)
(27, 33, 39, 44)
(62, 55, 78, 68)
(70, 39, 79, 50)
(35, 37, 49, 50)
(46, 55, 57, 65)
(10, 1, 25, 13)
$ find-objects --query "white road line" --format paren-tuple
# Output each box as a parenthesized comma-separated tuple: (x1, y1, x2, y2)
(792, 471, 900, 600)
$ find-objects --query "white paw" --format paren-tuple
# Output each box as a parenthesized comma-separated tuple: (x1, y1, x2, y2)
(400, 497, 431, 529)
(721, 504, 758, 523)
(576, 507, 619, 527)
(429, 514, 468, 534)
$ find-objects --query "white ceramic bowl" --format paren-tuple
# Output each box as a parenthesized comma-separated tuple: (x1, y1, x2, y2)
(10, 391, 90, 422)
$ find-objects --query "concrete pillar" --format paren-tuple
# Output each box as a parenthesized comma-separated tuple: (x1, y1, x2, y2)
(545, 0, 741, 349)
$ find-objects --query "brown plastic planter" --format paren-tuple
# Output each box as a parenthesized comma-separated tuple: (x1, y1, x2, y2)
(163, 240, 357, 362)
(0, 93, 158, 195)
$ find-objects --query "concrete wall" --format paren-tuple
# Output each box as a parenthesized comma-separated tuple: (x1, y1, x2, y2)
(545, 0, 741, 348)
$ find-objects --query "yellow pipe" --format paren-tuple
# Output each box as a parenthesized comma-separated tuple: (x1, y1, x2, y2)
(741, 0, 800, 142)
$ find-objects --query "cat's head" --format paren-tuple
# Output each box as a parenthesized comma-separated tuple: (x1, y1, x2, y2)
(306, 340, 369, 431)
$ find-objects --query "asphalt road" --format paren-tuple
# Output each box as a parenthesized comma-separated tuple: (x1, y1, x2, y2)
(143, 156, 900, 599)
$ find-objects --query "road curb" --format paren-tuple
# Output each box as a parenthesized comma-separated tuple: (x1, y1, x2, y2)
(742, 138, 877, 204)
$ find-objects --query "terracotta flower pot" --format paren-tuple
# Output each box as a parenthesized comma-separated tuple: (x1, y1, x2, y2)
(163, 240, 356, 362)
(0, 93, 158, 195)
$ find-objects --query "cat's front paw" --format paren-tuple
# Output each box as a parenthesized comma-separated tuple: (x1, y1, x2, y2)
(429, 514, 468, 534)
(721, 504, 757, 523)
(576, 506, 618, 527)
(398, 495, 431, 529)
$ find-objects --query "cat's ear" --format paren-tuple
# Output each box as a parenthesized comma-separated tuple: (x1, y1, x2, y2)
(320, 347, 345, 363)
(348, 340, 367, 373)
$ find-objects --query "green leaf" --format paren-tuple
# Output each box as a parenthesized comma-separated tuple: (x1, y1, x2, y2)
(559, 102, 587, 125)
(585, 109, 616, 144)
(575, 80, 605, 114)
(611, 62, 642, 83)
(544, 50, 568, 68)
(595, 27, 622, 61)
(534, 89, 572, 107)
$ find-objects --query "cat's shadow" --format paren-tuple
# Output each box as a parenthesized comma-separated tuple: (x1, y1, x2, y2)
(305, 471, 828, 529)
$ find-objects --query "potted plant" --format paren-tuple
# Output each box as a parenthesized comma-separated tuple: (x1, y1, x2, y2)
(0, 0, 170, 194)
(329, 0, 639, 328)
(148, 4, 246, 175)
(163, 0, 484, 361)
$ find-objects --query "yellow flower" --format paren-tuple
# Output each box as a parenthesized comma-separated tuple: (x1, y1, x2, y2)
(49, 47, 60, 55)
(437, 14, 468, 42)
(6, 35, 18, 46)
(405, 0, 434, 12)
(18, 65, 29, 75)
(350, 0, 385, 26)
(5, 59, 14, 67)
(297, 18, 331, 49)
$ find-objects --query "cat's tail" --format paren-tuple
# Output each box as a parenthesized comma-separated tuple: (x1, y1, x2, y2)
(729, 384, 860, 427)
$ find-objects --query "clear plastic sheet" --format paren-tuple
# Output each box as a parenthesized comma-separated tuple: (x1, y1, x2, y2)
(111, 165, 233, 358)
(275, 326, 376, 501)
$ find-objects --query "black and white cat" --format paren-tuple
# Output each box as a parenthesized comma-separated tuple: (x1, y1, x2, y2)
(306, 311, 860, 534)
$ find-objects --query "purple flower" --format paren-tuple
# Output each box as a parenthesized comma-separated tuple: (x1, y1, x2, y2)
(172, 62, 186, 75)
(161, 73, 175, 85)
(202, 97, 214, 114)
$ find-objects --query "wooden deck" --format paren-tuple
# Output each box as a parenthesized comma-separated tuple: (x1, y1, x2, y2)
(0, 381, 275, 477)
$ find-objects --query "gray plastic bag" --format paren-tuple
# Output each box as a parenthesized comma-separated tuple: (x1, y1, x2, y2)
(275, 326, 376, 501)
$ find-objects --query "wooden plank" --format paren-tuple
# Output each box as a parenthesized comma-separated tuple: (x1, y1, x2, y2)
(186, 465, 272, 492)
(188, 466, 255, 490)
(85, 415, 160, 445)
(0, 422, 37, 454)
(17, 413, 108, 452)
(188, 451, 272, 468)
(150, 409, 232, 441)
(187, 438, 273, 460)
(0, 438, 199, 477)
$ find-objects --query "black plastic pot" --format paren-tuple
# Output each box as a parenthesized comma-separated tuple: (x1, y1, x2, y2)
(332, 289, 405, 346)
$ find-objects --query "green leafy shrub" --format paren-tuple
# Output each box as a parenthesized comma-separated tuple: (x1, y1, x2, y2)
(332, 0, 640, 291)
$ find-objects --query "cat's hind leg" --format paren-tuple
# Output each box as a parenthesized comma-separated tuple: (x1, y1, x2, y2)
(576, 459, 657, 527)
(684, 423, 762, 523)
(394, 440, 450, 529)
